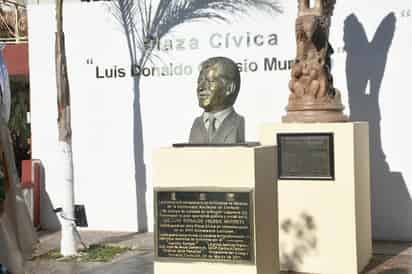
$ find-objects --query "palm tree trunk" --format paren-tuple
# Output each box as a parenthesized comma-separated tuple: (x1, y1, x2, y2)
(55, 0, 76, 256)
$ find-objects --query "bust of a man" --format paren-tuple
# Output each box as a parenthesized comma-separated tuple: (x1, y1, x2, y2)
(189, 57, 245, 144)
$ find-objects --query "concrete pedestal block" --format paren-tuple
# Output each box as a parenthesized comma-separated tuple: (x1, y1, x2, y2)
(260, 122, 372, 274)
(153, 146, 279, 274)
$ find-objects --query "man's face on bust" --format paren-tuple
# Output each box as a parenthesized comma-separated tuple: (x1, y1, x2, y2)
(197, 64, 231, 113)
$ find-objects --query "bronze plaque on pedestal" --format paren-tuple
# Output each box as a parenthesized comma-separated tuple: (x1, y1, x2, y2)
(154, 189, 254, 263)
(277, 133, 334, 180)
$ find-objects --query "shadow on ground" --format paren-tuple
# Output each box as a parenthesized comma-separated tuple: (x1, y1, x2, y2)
(79, 252, 153, 274)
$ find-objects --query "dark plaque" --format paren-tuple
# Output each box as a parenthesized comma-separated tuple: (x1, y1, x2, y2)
(155, 190, 253, 263)
(277, 133, 334, 180)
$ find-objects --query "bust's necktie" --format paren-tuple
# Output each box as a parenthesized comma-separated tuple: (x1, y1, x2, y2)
(207, 115, 216, 142)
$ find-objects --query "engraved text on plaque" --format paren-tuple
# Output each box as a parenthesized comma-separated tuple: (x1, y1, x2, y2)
(155, 190, 253, 263)
(277, 133, 334, 180)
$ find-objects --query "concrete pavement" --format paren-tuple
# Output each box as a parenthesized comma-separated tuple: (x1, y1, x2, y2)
(25, 231, 412, 274)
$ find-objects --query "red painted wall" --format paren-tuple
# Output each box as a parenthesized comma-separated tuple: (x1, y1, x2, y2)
(3, 43, 29, 76)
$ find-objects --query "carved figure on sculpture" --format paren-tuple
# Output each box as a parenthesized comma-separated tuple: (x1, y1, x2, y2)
(283, 0, 348, 122)
(189, 56, 245, 144)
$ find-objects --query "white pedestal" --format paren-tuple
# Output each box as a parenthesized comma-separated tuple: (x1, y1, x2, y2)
(153, 146, 279, 274)
(260, 122, 372, 274)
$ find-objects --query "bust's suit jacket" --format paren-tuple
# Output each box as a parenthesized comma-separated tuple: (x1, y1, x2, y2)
(189, 110, 245, 144)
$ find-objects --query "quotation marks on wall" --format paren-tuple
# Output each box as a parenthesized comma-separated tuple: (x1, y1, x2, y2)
(400, 8, 411, 19)
(336, 46, 346, 54)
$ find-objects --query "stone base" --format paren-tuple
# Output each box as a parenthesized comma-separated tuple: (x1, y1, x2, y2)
(284, 90, 349, 123)
(282, 110, 349, 123)
(153, 146, 279, 274)
(260, 122, 372, 274)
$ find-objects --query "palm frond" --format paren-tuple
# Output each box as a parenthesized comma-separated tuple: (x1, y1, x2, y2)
(152, 0, 282, 38)
(111, 0, 283, 64)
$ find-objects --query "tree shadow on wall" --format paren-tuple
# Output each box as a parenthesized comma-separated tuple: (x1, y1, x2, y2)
(344, 13, 412, 240)
(279, 212, 317, 272)
(109, 0, 283, 232)
(38, 161, 61, 231)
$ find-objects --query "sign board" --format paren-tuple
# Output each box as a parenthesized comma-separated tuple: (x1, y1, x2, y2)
(155, 190, 253, 263)
(277, 133, 334, 180)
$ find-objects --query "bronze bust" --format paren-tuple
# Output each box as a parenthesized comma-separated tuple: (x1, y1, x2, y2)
(189, 57, 245, 144)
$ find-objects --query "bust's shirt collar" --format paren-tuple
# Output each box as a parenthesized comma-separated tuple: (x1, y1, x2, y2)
(202, 106, 234, 130)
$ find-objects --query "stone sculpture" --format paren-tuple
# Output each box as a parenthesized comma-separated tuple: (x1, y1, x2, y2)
(189, 57, 245, 144)
(283, 0, 348, 122)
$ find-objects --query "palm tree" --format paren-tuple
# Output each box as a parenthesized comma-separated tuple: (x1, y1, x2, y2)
(110, 0, 282, 232)
(55, 0, 76, 256)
